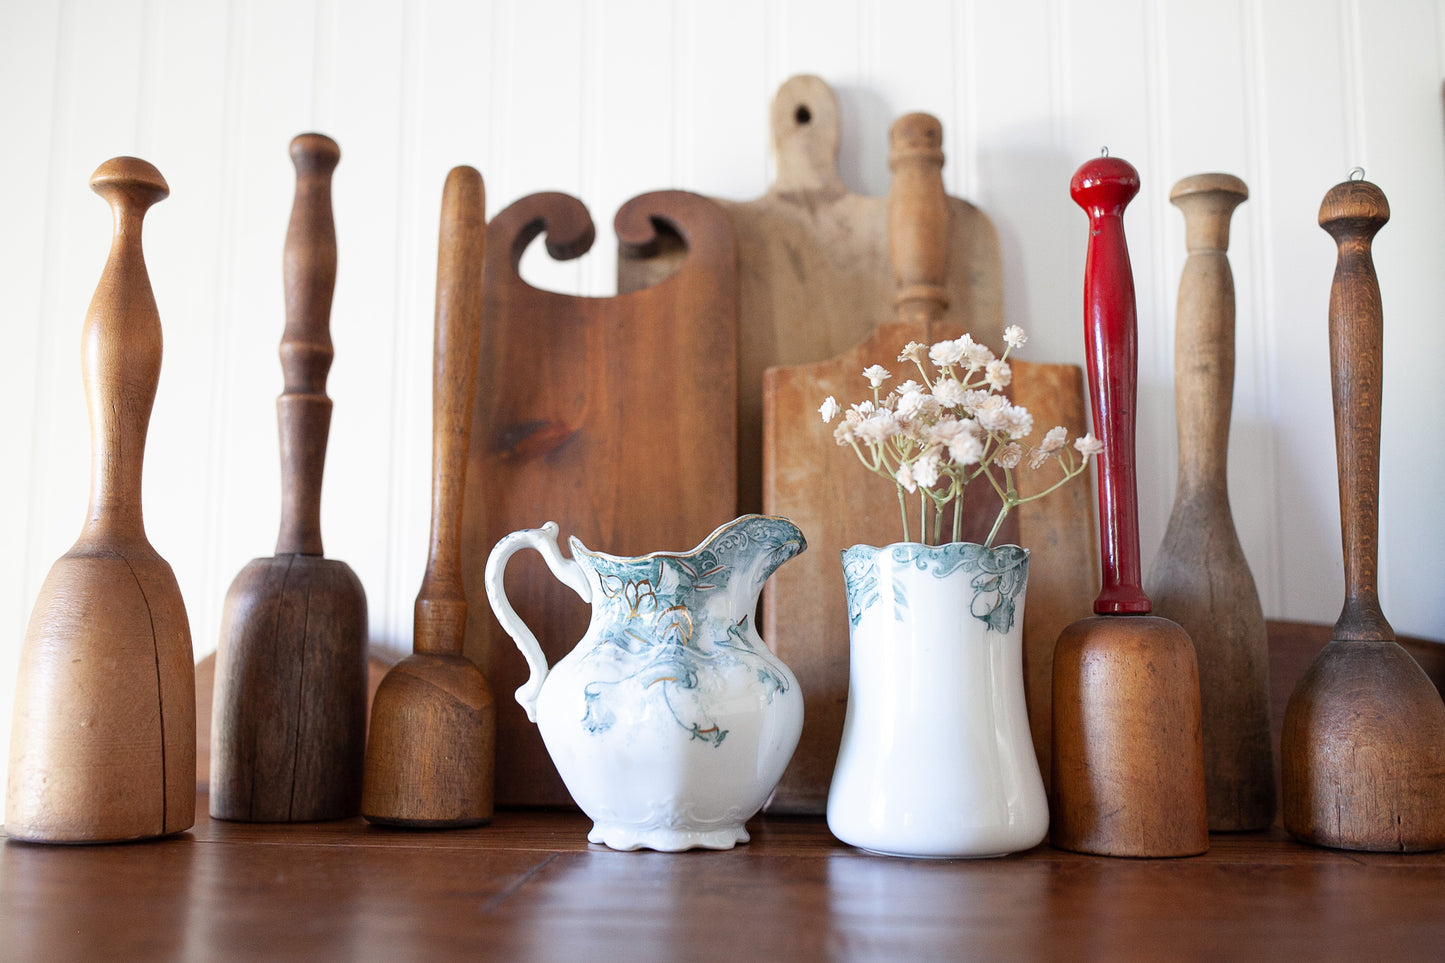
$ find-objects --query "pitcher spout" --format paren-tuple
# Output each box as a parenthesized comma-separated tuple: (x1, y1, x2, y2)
(700, 514, 807, 596)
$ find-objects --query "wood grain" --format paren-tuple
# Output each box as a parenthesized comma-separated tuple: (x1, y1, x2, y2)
(618, 75, 1005, 516)
(1146, 173, 1274, 832)
(363, 166, 494, 827)
(462, 189, 738, 808)
(6, 799, 1445, 960)
(1051, 615, 1210, 856)
(210, 134, 368, 823)
(195, 649, 396, 792)
(5, 157, 196, 843)
(1280, 177, 1445, 852)
(1050, 156, 1208, 858)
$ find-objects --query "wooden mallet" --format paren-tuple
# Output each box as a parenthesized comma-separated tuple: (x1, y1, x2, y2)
(210, 133, 369, 822)
(6, 158, 196, 843)
(1146, 173, 1275, 831)
(362, 166, 495, 828)
(1050, 154, 1209, 857)
(1280, 174, 1445, 851)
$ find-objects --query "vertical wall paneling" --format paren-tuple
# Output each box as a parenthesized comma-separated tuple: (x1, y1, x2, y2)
(321, 0, 415, 648)
(677, 3, 769, 201)
(968, 1, 1075, 364)
(1239, 0, 1285, 614)
(0, 0, 64, 825)
(507, 0, 586, 298)
(777, 0, 875, 196)
(141, 0, 233, 665)
(196, 0, 248, 661)
(1254, 0, 1351, 625)
(585, 0, 678, 296)
(1139, 0, 1176, 563)
(950, 0, 978, 202)
(1354, 0, 1445, 635)
(872, 0, 958, 180)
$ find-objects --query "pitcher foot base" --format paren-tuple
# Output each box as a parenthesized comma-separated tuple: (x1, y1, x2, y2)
(587, 821, 750, 852)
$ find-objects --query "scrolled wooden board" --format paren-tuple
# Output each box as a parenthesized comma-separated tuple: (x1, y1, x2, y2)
(462, 189, 738, 808)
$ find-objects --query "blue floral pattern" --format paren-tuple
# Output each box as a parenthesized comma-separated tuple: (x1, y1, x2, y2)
(573, 516, 804, 746)
(842, 542, 1030, 634)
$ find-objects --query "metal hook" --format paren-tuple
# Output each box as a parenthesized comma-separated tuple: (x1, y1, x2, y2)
(1349, 166, 1365, 181)
(1101, 146, 1110, 158)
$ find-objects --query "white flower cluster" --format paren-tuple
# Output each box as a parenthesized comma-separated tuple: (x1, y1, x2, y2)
(819, 326, 1101, 546)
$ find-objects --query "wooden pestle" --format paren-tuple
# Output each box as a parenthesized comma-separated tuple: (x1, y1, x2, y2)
(1280, 176, 1445, 851)
(1050, 155, 1209, 857)
(362, 166, 495, 828)
(210, 133, 368, 822)
(1146, 174, 1275, 831)
(6, 158, 196, 843)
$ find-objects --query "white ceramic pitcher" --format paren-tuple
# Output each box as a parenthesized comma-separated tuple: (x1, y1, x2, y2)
(484, 515, 806, 851)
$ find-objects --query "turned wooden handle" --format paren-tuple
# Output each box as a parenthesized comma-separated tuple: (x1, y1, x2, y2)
(1072, 156, 1150, 614)
(1170, 173, 1248, 489)
(82, 158, 170, 545)
(1319, 176, 1393, 643)
(888, 113, 949, 326)
(414, 166, 486, 656)
(276, 133, 341, 555)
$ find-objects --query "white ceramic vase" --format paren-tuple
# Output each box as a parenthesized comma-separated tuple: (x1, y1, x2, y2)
(827, 541, 1049, 858)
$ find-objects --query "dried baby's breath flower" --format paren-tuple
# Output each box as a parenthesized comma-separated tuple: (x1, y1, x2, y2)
(932, 377, 966, 408)
(963, 341, 995, 371)
(898, 341, 929, 365)
(1074, 433, 1104, 457)
(896, 461, 917, 494)
(894, 379, 923, 398)
(947, 431, 983, 467)
(1005, 406, 1034, 440)
(913, 450, 942, 489)
(985, 359, 1012, 391)
(820, 325, 1091, 546)
(994, 443, 1023, 470)
(855, 410, 901, 444)
(1004, 325, 1027, 349)
(896, 389, 940, 424)
(930, 338, 966, 367)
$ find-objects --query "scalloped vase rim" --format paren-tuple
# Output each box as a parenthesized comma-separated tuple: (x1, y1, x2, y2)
(842, 540, 1029, 554)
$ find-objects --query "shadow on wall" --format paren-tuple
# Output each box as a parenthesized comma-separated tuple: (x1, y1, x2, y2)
(830, 84, 895, 200)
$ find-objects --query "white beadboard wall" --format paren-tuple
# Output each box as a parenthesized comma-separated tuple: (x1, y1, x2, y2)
(2, 0, 1444, 816)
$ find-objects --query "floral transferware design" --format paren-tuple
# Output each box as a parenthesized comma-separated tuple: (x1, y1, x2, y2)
(574, 516, 803, 746)
(843, 542, 1030, 634)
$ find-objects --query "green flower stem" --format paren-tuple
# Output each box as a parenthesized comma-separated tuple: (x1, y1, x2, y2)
(984, 506, 1009, 548)
(897, 485, 910, 543)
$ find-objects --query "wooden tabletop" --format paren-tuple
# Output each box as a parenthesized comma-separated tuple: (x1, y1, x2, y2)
(4, 797, 1444, 961)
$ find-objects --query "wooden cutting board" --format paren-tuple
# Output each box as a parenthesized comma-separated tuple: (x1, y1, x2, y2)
(461, 190, 738, 809)
(620, 75, 1003, 516)
(625, 76, 1095, 813)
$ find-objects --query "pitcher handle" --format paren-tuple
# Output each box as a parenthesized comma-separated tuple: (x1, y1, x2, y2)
(484, 522, 592, 722)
